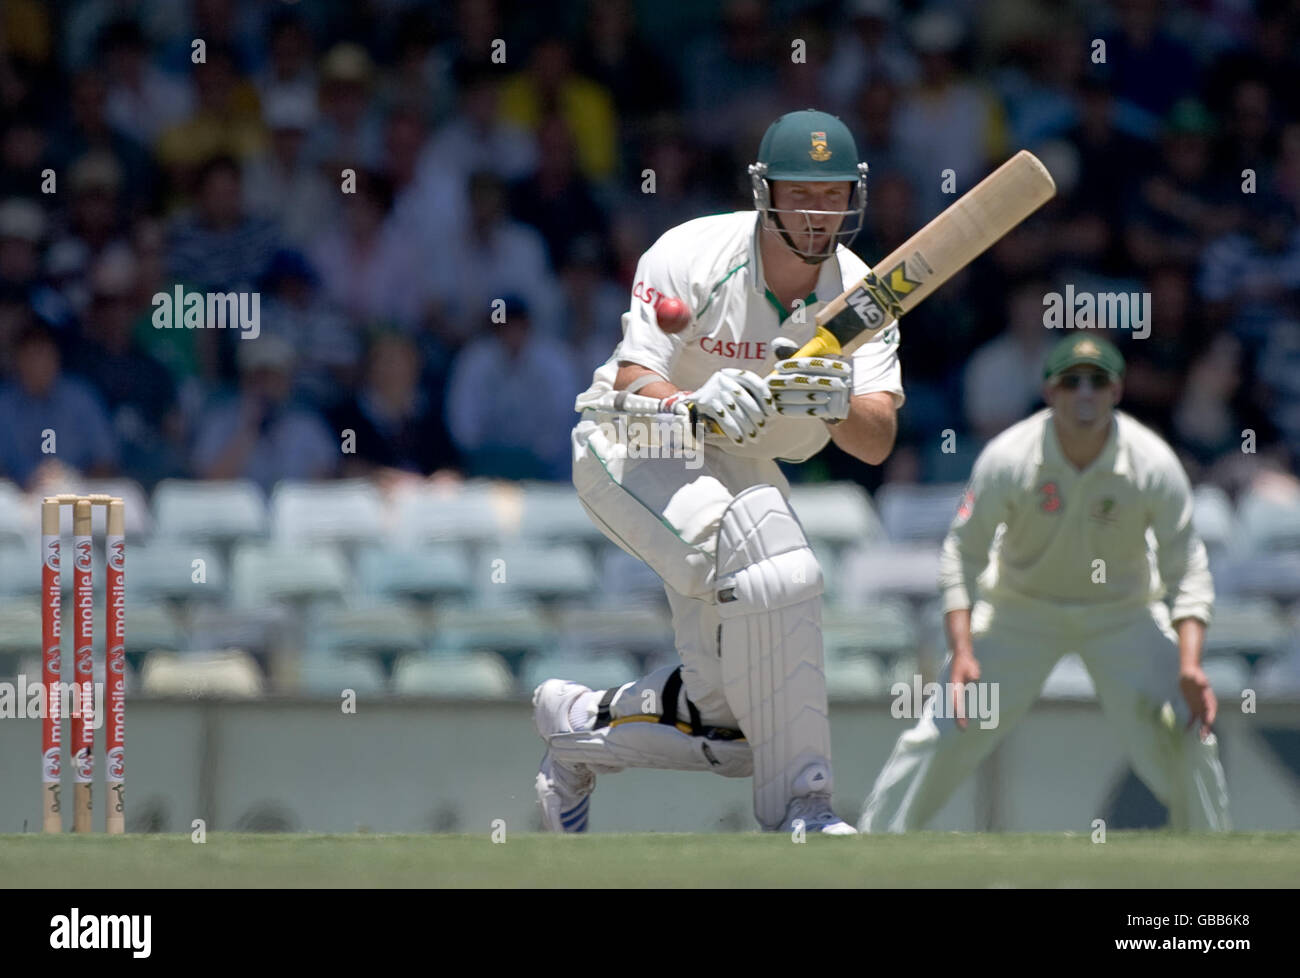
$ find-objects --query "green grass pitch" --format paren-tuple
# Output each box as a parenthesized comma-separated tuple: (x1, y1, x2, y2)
(2, 832, 1298, 887)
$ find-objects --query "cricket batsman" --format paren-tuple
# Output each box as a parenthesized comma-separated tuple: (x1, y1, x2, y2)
(531, 110, 905, 834)
(860, 334, 1231, 832)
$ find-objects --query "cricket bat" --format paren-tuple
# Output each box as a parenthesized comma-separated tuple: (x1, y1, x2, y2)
(796, 149, 1056, 359)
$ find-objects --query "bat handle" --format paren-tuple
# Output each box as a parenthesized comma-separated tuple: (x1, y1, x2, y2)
(700, 326, 847, 436)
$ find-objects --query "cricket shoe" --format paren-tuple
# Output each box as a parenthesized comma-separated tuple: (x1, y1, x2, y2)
(778, 763, 857, 835)
(533, 679, 597, 833)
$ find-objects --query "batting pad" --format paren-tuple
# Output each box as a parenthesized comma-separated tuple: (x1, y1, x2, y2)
(714, 485, 832, 830)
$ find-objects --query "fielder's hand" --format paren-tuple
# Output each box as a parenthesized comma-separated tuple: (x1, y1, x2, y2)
(669, 368, 773, 445)
(949, 650, 981, 731)
(767, 337, 853, 422)
(1179, 665, 1217, 741)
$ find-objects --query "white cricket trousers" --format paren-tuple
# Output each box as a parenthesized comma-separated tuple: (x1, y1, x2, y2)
(860, 592, 1232, 832)
(570, 416, 796, 729)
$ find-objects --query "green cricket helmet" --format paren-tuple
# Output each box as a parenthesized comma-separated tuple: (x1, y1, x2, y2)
(750, 109, 869, 264)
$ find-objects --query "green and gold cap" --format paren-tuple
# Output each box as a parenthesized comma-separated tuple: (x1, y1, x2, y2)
(756, 109, 862, 181)
(1043, 334, 1125, 379)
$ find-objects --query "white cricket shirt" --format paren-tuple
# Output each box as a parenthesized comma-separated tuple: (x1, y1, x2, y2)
(939, 408, 1215, 623)
(575, 211, 905, 462)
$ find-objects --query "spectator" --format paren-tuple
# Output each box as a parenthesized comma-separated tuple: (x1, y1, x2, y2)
(1198, 193, 1300, 350)
(154, 44, 266, 182)
(962, 280, 1053, 442)
(1116, 265, 1202, 434)
(422, 62, 537, 185)
(446, 295, 578, 480)
(0, 322, 118, 488)
(683, 0, 779, 153)
(255, 12, 317, 109)
(242, 89, 336, 248)
(191, 335, 338, 491)
(309, 169, 431, 332)
(47, 70, 154, 208)
(894, 10, 1008, 220)
(99, 19, 194, 145)
(558, 234, 625, 375)
(168, 154, 279, 292)
(822, 0, 918, 113)
(432, 170, 560, 343)
(0, 198, 76, 335)
(499, 36, 618, 184)
(68, 248, 183, 485)
(1125, 100, 1241, 272)
(256, 249, 358, 409)
(1100, 0, 1201, 130)
(306, 43, 384, 171)
(45, 152, 128, 317)
(508, 116, 609, 271)
(330, 331, 459, 480)
(574, 0, 683, 125)
(0, 111, 51, 200)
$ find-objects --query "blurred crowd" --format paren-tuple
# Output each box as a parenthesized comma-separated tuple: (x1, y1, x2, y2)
(1, 0, 1298, 498)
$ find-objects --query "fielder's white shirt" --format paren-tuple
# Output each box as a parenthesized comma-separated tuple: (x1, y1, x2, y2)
(575, 211, 906, 462)
(939, 408, 1214, 623)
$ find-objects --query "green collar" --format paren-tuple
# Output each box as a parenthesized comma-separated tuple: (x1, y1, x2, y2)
(764, 287, 818, 324)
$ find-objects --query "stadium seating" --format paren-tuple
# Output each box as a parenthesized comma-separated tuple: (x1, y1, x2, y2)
(472, 542, 597, 603)
(152, 479, 268, 544)
(874, 482, 966, 543)
(392, 650, 514, 698)
(390, 480, 505, 546)
(788, 482, 885, 548)
(0, 481, 28, 548)
(518, 650, 640, 693)
(229, 543, 350, 607)
(126, 542, 226, 602)
(271, 480, 387, 546)
(1235, 486, 1300, 553)
(298, 651, 388, 695)
(839, 542, 942, 599)
(0, 545, 39, 597)
(357, 543, 473, 602)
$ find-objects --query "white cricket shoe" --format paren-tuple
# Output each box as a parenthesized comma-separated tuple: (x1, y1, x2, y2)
(778, 762, 858, 835)
(533, 679, 597, 833)
(780, 796, 858, 835)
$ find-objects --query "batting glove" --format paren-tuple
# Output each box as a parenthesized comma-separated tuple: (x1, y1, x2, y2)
(767, 337, 853, 422)
(665, 367, 774, 445)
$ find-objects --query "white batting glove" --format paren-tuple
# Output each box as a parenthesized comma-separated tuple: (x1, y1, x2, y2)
(666, 368, 774, 445)
(767, 338, 853, 422)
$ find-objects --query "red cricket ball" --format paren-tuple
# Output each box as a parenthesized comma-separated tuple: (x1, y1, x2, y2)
(654, 296, 692, 334)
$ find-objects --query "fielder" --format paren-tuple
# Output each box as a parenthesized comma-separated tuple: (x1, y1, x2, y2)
(860, 334, 1231, 832)
(532, 110, 905, 834)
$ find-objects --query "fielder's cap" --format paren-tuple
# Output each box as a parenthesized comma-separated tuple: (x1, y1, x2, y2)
(756, 109, 861, 182)
(1044, 334, 1125, 380)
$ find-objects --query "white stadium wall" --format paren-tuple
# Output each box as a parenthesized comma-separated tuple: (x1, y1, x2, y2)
(2, 698, 1298, 833)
